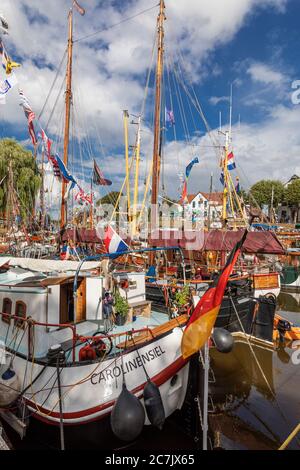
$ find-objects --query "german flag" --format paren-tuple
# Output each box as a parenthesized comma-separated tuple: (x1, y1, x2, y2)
(181, 229, 248, 359)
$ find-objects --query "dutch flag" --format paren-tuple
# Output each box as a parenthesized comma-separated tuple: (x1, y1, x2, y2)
(104, 225, 129, 255)
(227, 152, 236, 171)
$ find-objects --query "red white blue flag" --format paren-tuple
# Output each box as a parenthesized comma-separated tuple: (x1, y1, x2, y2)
(227, 152, 236, 171)
(104, 225, 129, 255)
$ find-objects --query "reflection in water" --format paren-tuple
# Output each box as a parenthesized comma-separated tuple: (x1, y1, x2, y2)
(209, 324, 300, 450)
(278, 291, 300, 314)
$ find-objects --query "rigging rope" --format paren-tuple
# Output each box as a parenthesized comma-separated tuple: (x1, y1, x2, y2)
(74, 4, 160, 43)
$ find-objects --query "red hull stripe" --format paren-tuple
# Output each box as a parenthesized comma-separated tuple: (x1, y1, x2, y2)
(26, 356, 188, 424)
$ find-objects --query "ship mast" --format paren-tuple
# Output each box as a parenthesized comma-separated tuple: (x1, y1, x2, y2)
(150, 0, 165, 234)
(60, 9, 73, 229)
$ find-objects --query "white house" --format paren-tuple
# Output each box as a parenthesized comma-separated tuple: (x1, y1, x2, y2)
(180, 192, 223, 227)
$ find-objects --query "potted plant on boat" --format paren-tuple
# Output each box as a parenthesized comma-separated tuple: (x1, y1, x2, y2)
(174, 284, 191, 315)
(114, 290, 129, 326)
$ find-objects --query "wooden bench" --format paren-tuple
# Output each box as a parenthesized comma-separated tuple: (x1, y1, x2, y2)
(126, 300, 152, 324)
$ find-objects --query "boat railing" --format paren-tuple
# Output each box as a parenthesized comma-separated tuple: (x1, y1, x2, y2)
(0, 311, 77, 362)
(0, 311, 156, 362)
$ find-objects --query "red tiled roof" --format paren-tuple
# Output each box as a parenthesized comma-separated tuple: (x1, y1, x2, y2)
(200, 192, 223, 204)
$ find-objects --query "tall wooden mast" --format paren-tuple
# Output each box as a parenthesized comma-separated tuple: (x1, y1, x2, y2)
(150, 0, 165, 233)
(60, 9, 73, 229)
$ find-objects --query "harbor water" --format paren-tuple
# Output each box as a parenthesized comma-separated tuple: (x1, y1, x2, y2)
(2, 291, 300, 451)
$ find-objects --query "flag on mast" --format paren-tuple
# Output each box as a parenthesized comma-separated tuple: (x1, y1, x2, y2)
(180, 157, 199, 203)
(73, 0, 85, 16)
(19, 90, 37, 146)
(165, 107, 175, 126)
(227, 152, 236, 170)
(0, 14, 9, 35)
(93, 159, 112, 186)
(104, 225, 129, 255)
(181, 229, 248, 359)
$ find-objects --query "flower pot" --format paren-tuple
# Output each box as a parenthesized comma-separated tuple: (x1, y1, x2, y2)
(115, 313, 127, 326)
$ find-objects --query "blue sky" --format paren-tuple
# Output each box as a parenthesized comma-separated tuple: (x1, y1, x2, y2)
(1, 0, 300, 214)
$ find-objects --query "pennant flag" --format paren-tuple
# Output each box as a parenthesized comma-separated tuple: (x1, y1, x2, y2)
(75, 187, 92, 205)
(49, 154, 62, 179)
(0, 14, 9, 35)
(41, 129, 52, 159)
(180, 157, 199, 203)
(165, 107, 175, 126)
(227, 152, 236, 171)
(181, 181, 187, 204)
(19, 90, 37, 146)
(0, 43, 20, 75)
(235, 177, 240, 194)
(93, 159, 112, 186)
(73, 0, 86, 15)
(56, 154, 77, 189)
(0, 72, 18, 102)
(181, 229, 248, 359)
(220, 171, 225, 186)
(104, 225, 129, 255)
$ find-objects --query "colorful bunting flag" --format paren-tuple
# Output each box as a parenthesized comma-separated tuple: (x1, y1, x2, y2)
(165, 107, 175, 126)
(75, 187, 92, 205)
(41, 129, 52, 159)
(181, 229, 248, 359)
(19, 90, 37, 146)
(0, 72, 17, 104)
(0, 14, 9, 35)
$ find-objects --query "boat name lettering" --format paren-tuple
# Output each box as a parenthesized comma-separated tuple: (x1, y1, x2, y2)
(90, 345, 166, 384)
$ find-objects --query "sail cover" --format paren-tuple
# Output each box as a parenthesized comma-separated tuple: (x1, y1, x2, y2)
(149, 229, 285, 254)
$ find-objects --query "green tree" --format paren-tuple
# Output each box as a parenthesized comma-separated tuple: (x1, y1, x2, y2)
(284, 179, 300, 206)
(284, 179, 300, 223)
(96, 191, 123, 208)
(249, 180, 284, 208)
(0, 138, 41, 223)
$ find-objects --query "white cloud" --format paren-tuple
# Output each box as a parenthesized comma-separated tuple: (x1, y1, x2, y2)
(247, 62, 285, 85)
(209, 96, 230, 106)
(0, 0, 291, 210)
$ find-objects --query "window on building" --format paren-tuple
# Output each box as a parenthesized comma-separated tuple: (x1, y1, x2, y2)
(2, 298, 12, 324)
(193, 202, 196, 208)
(204, 211, 208, 217)
(15, 301, 27, 328)
(204, 201, 208, 207)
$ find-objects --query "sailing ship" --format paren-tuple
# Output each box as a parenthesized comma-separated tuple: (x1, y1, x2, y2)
(0, 1, 196, 450)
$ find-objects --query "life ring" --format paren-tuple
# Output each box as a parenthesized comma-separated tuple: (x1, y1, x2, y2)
(79, 333, 113, 361)
(120, 279, 129, 290)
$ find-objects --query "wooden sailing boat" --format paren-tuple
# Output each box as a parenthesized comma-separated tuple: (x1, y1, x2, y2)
(0, 2, 195, 450)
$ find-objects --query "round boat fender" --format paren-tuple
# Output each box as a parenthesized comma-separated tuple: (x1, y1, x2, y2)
(212, 328, 234, 354)
(143, 380, 165, 430)
(110, 383, 145, 441)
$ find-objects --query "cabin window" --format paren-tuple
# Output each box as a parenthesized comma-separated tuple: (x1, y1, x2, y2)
(2, 298, 12, 324)
(15, 301, 27, 328)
